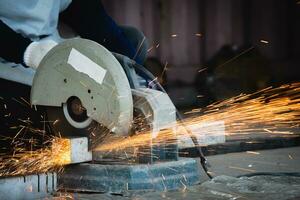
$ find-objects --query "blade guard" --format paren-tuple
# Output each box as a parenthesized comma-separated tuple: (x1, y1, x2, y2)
(30, 38, 133, 135)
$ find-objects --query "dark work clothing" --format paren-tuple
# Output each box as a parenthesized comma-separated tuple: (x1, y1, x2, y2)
(0, 20, 31, 64)
(60, 0, 141, 64)
(0, 0, 143, 65)
(120, 26, 148, 65)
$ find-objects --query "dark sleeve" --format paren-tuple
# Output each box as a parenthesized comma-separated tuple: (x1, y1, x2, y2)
(0, 20, 31, 64)
(60, 0, 137, 62)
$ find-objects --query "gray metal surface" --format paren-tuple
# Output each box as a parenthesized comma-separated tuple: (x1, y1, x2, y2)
(58, 158, 201, 194)
(69, 137, 92, 164)
(0, 173, 56, 200)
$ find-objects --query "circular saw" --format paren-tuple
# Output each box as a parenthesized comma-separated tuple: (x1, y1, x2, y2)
(30, 38, 133, 147)
(30, 38, 177, 149)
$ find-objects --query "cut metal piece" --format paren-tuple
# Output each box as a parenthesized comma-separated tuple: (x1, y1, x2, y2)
(68, 137, 92, 164)
(50, 137, 92, 164)
(31, 38, 133, 136)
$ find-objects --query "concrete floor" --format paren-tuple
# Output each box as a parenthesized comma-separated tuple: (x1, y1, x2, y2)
(206, 146, 300, 178)
(58, 147, 300, 199)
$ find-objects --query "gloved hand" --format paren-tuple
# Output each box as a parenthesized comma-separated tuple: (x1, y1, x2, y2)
(23, 40, 57, 69)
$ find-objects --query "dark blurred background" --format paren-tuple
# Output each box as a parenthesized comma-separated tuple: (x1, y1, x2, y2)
(102, 0, 300, 109)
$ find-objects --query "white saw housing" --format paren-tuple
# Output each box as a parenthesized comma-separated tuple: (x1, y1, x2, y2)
(30, 38, 133, 136)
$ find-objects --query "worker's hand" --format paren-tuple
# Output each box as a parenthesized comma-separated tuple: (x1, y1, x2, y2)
(23, 40, 57, 69)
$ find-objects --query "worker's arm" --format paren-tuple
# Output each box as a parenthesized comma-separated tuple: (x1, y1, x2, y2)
(0, 20, 57, 69)
(0, 20, 31, 65)
(60, 0, 142, 64)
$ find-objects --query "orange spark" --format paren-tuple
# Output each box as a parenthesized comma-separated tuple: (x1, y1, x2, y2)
(95, 83, 300, 156)
(229, 166, 256, 173)
(246, 151, 260, 155)
(198, 67, 207, 73)
(260, 39, 269, 44)
(0, 137, 71, 177)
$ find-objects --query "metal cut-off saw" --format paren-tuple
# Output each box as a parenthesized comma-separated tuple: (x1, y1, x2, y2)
(1, 38, 177, 151)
